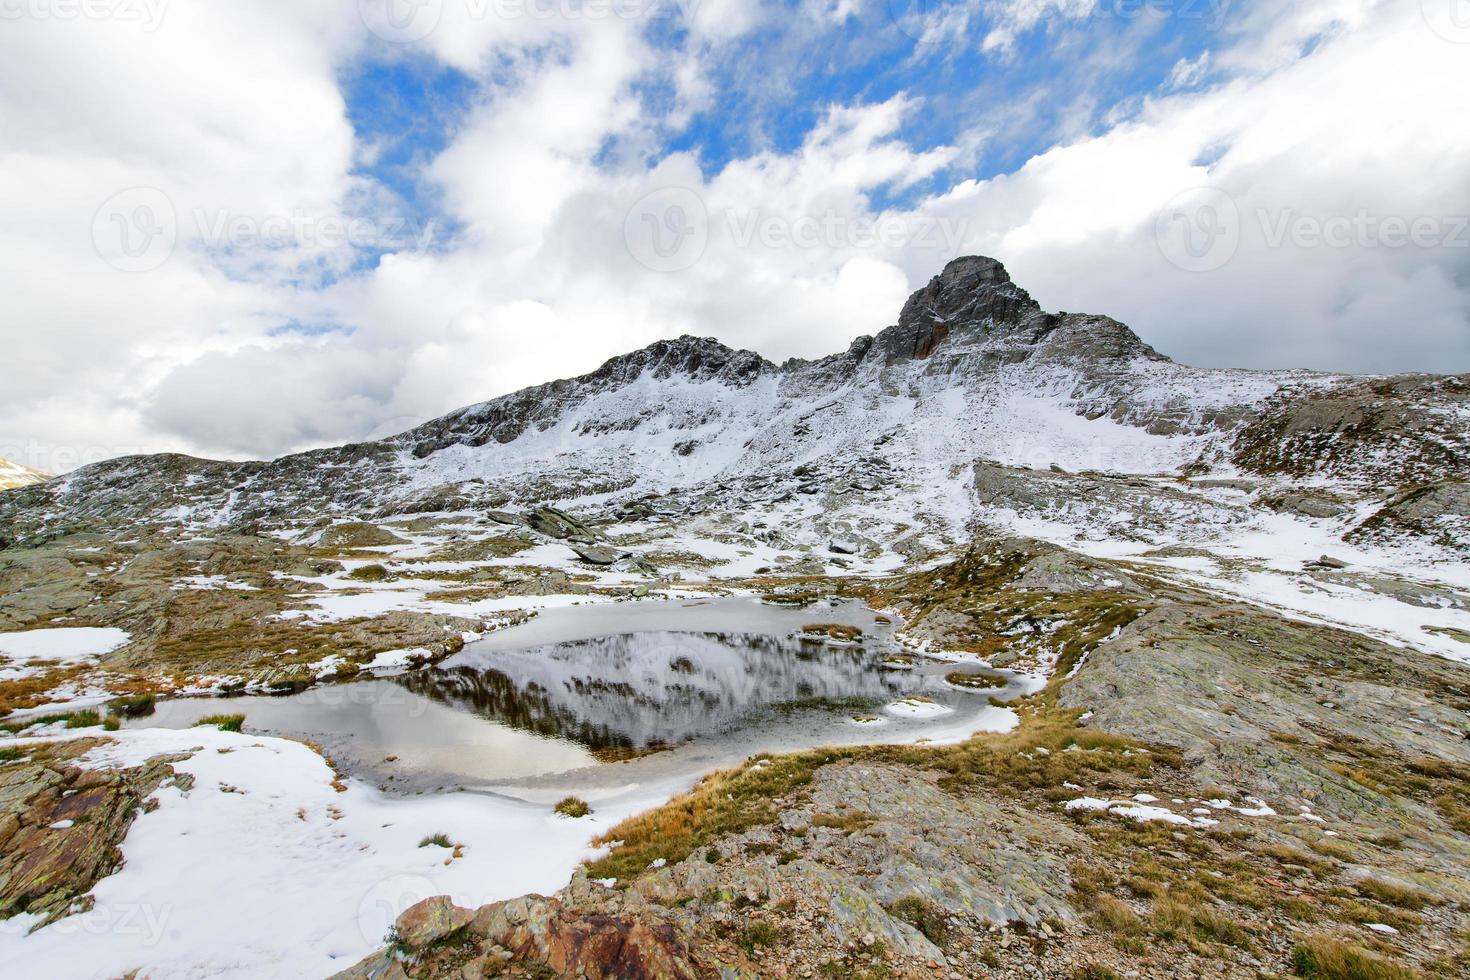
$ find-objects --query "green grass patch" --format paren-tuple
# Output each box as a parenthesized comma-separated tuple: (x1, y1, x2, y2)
(811, 811, 876, 835)
(1355, 878, 1432, 910)
(1147, 891, 1250, 950)
(419, 833, 453, 849)
(1088, 895, 1145, 936)
(945, 671, 1007, 690)
(195, 713, 246, 733)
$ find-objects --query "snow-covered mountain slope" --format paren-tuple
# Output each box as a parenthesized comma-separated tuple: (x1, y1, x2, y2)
(2, 257, 1466, 551)
(0, 458, 50, 491)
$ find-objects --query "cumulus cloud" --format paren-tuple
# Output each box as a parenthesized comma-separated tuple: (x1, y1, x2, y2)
(924, 0, 1470, 372)
(0, 0, 1465, 469)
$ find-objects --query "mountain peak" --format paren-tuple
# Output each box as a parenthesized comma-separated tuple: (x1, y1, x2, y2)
(876, 254, 1043, 361)
(936, 254, 1015, 288)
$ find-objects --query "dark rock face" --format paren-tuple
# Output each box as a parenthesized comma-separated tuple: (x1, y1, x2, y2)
(877, 256, 1042, 363)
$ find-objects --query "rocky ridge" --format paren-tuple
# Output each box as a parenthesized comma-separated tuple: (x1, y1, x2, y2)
(3, 257, 1465, 558)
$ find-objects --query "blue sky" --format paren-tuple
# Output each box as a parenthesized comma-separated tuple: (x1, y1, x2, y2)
(342, 0, 1227, 241)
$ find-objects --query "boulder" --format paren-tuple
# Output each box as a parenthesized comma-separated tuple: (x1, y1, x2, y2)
(573, 546, 625, 566)
(529, 507, 597, 543)
(469, 896, 700, 980)
(394, 895, 474, 947)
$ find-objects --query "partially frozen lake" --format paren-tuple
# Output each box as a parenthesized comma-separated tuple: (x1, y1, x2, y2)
(130, 598, 1025, 795)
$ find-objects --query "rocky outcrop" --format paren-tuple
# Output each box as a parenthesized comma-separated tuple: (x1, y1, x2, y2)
(319, 523, 408, 549)
(336, 762, 1082, 979)
(1349, 479, 1470, 552)
(1232, 374, 1470, 485)
(335, 893, 701, 980)
(877, 255, 1042, 364)
(0, 740, 186, 925)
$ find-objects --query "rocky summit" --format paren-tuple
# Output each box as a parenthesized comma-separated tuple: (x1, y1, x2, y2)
(2, 257, 1470, 979)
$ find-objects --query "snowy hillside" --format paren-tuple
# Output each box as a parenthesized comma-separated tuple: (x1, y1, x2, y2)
(0, 458, 50, 491)
(2, 257, 1465, 558)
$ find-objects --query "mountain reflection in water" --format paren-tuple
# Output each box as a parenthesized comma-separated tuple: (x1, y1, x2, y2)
(394, 631, 928, 752)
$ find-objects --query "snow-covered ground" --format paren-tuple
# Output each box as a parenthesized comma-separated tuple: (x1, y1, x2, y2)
(987, 490, 1470, 664)
(0, 627, 130, 665)
(0, 628, 130, 688)
(0, 725, 682, 980)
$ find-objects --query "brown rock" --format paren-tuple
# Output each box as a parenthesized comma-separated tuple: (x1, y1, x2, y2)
(393, 895, 474, 948)
(0, 746, 179, 924)
(469, 895, 700, 980)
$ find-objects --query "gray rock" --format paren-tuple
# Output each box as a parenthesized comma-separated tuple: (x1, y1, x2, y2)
(572, 545, 624, 565)
(318, 522, 406, 549)
(1263, 492, 1348, 519)
(529, 507, 597, 543)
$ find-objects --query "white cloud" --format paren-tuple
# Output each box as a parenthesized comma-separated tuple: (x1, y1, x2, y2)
(0, 0, 1465, 469)
(1166, 51, 1210, 89)
(982, 0, 1097, 53)
(0, 5, 366, 464)
(924, 0, 1470, 371)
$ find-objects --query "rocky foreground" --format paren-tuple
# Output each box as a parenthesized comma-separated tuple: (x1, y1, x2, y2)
(324, 537, 1470, 979)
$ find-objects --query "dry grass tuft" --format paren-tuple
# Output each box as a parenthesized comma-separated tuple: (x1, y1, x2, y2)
(1292, 935, 1419, 979)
